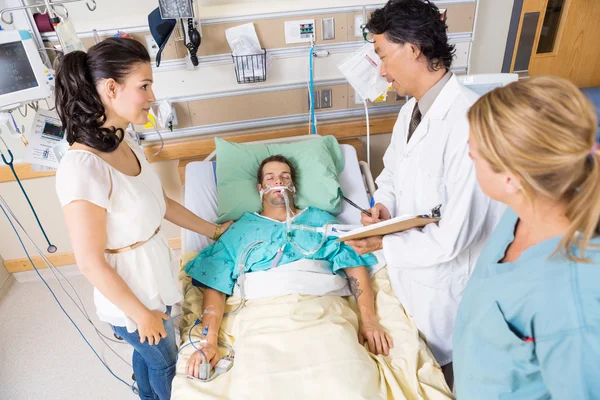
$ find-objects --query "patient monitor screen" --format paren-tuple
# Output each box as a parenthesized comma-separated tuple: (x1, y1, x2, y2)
(0, 41, 39, 96)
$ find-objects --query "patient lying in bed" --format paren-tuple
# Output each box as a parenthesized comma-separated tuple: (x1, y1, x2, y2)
(184, 155, 393, 378)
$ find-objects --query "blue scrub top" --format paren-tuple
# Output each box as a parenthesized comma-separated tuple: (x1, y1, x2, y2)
(454, 208, 600, 399)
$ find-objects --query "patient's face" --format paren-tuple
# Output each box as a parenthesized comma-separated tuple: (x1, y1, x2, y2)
(258, 162, 295, 207)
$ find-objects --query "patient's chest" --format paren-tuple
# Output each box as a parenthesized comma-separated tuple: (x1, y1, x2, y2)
(223, 209, 337, 273)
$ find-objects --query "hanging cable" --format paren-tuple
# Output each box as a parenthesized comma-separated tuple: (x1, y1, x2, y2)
(308, 42, 318, 135)
(146, 117, 164, 160)
(363, 99, 371, 170)
(0, 194, 131, 370)
(0, 136, 57, 253)
(0, 201, 136, 394)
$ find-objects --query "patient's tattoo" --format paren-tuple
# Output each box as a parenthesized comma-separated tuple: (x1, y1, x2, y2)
(349, 277, 363, 300)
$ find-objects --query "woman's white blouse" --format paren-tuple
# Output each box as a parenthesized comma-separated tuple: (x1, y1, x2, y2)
(56, 135, 182, 332)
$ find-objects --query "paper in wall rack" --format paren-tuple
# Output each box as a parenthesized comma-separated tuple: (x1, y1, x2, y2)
(232, 49, 267, 84)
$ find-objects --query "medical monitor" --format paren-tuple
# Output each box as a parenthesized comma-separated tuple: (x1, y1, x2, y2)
(0, 30, 52, 110)
(458, 73, 519, 96)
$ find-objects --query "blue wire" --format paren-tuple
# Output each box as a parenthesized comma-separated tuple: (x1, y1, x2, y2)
(0, 202, 135, 392)
(309, 46, 317, 135)
(178, 340, 204, 357)
(2, 150, 54, 251)
(8, 111, 21, 133)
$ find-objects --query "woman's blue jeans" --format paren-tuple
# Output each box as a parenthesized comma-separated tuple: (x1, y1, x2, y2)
(111, 307, 177, 400)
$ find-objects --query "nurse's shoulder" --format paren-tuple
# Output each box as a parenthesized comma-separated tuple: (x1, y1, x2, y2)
(531, 242, 600, 339)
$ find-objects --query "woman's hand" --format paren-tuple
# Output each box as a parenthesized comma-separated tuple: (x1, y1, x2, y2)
(359, 317, 394, 356)
(219, 221, 233, 236)
(136, 309, 169, 345)
(185, 342, 221, 378)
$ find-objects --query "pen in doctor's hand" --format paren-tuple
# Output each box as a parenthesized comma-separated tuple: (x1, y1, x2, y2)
(342, 196, 372, 217)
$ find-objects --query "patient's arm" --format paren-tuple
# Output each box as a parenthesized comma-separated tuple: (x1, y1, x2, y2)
(185, 288, 226, 378)
(344, 266, 394, 356)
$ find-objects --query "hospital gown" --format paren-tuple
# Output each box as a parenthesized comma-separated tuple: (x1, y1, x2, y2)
(185, 207, 377, 295)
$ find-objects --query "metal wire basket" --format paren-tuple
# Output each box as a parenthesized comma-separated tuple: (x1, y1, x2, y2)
(232, 49, 267, 84)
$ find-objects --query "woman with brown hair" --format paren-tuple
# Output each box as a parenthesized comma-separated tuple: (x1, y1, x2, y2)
(453, 76, 600, 399)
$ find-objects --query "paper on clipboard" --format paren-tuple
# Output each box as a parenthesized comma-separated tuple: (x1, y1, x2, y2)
(336, 205, 442, 242)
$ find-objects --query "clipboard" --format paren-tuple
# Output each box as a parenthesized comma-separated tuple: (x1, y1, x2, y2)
(336, 204, 442, 242)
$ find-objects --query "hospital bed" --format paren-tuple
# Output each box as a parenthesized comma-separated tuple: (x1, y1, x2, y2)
(172, 136, 453, 400)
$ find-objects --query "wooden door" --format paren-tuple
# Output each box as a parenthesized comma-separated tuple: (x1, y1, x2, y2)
(509, 0, 600, 87)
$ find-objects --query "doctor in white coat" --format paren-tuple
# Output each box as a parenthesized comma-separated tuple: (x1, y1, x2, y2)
(348, 0, 503, 386)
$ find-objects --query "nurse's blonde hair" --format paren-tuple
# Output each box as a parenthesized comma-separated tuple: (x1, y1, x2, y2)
(468, 76, 599, 261)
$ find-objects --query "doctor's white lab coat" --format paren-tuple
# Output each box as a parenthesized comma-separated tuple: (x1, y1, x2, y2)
(374, 75, 503, 366)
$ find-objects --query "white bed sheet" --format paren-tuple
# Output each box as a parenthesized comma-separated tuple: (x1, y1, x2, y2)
(182, 144, 370, 253)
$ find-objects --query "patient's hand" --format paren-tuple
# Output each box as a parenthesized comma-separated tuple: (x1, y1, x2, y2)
(359, 317, 394, 356)
(185, 342, 221, 378)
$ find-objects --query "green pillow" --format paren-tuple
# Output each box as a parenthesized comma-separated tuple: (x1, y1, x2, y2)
(215, 136, 344, 223)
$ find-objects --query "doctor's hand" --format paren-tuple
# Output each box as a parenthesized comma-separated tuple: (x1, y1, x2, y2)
(346, 236, 383, 255)
(361, 203, 391, 226)
(359, 317, 394, 356)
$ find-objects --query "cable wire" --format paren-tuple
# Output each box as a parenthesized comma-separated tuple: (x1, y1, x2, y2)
(0, 200, 136, 392)
(308, 44, 318, 135)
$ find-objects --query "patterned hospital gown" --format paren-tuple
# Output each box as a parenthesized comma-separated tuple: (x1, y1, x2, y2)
(185, 207, 377, 295)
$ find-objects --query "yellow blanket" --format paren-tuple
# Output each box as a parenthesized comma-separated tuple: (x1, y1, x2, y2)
(173, 252, 453, 400)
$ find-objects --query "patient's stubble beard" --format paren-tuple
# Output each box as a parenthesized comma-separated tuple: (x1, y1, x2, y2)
(266, 196, 286, 208)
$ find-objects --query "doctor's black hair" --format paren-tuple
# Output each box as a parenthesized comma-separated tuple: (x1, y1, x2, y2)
(366, 0, 455, 71)
(257, 155, 297, 185)
(54, 37, 151, 152)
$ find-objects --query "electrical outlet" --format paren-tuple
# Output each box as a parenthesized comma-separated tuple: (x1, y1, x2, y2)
(145, 34, 159, 58)
(354, 15, 364, 38)
(355, 92, 362, 105)
(320, 88, 332, 108)
(169, 105, 179, 127)
(284, 19, 315, 44)
(306, 89, 324, 110)
(322, 18, 335, 41)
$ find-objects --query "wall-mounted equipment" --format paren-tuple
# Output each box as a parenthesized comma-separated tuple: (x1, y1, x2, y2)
(0, 30, 53, 110)
(232, 49, 267, 84)
(308, 88, 333, 109)
(284, 19, 315, 44)
(0, 0, 96, 25)
(183, 18, 201, 67)
(159, 0, 194, 19)
(321, 18, 335, 41)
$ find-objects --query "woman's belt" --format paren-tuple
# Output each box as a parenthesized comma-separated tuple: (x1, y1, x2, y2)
(105, 226, 161, 254)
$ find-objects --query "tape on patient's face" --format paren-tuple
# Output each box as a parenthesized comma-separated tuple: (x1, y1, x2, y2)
(259, 184, 296, 201)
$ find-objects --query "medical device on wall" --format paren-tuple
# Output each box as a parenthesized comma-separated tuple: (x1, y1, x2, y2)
(0, 30, 53, 110)
(182, 18, 201, 66)
(338, 43, 388, 103)
(337, 43, 388, 169)
(23, 108, 68, 169)
(159, 0, 194, 19)
(458, 73, 519, 95)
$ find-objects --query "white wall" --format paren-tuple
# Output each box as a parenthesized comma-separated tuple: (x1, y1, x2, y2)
(469, 0, 515, 74)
